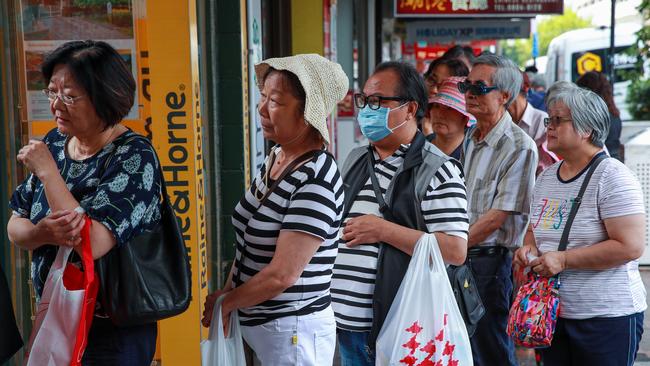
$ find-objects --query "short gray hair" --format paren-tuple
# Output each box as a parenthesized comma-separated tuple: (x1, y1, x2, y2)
(545, 81, 610, 147)
(544, 80, 575, 106)
(473, 54, 522, 107)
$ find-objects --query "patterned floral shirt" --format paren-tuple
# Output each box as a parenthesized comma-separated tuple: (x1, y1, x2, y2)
(10, 128, 163, 298)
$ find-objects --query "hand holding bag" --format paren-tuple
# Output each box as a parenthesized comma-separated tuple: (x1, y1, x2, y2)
(200, 294, 246, 366)
(365, 151, 484, 338)
(26, 217, 97, 366)
(376, 234, 473, 366)
(507, 154, 606, 348)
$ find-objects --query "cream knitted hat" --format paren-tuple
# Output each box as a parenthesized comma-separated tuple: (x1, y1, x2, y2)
(254, 54, 349, 144)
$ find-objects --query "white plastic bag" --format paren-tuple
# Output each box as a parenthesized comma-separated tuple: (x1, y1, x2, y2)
(201, 294, 246, 366)
(27, 218, 98, 366)
(376, 234, 473, 366)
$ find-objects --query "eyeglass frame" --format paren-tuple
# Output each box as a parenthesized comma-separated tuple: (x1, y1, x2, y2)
(42, 89, 84, 106)
(543, 116, 573, 128)
(457, 80, 499, 96)
(354, 93, 409, 110)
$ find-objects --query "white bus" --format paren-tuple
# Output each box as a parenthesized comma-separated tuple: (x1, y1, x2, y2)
(545, 23, 640, 120)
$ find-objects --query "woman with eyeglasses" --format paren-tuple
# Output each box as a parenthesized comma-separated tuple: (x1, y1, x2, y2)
(513, 82, 646, 366)
(426, 76, 475, 160)
(421, 58, 469, 139)
(7, 41, 165, 365)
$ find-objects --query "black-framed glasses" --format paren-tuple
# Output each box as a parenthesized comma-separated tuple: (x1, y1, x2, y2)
(354, 93, 408, 110)
(543, 116, 573, 128)
(42, 89, 84, 106)
(457, 80, 498, 96)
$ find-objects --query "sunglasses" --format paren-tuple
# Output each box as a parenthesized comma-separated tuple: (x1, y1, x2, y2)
(457, 81, 498, 96)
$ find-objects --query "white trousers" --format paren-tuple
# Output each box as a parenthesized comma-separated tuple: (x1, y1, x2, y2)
(241, 305, 336, 366)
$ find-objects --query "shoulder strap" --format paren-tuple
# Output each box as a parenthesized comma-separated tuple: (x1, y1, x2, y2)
(256, 149, 322, 206)
(235, 148, 322, 285)
(341, 146, 368, 178)
(558, 154, 607, 251)
(104, 134, 172, 206)
(366, 147, 388, 214)
(366, 142, 450, 224)
(413, 142, 451, 203)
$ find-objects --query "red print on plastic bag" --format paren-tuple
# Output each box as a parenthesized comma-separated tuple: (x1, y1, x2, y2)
(399, 318, 458, 366)
(403, 335, 421, 355)
(442, 341, 455, 356)
(435, 329, 444, 342)
(400, 354, 418, 366)
(406, 321, 423, 334)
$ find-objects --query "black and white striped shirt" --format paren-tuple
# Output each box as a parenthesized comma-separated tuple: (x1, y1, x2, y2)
(331, 144, 469, 331)
(231, 149, 344, 326)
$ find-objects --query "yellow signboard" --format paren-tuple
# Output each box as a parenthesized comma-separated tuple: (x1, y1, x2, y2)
(577, 52, 603, 75)
(147, 1, 207, 364)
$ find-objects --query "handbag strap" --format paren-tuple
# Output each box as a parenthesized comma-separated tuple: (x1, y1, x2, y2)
(103, 134, 173, 207)
(558, 153, 606, 251)
(365, 146, 389, 214)
(234, 148, 323, 285)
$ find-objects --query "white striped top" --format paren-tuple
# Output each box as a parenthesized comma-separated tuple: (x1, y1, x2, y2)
(532, 153, 647, 319)
(331, 144, 469, 331)
(231, 149, 344, 326)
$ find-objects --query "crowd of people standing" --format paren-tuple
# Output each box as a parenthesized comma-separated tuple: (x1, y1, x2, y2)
(2, 39, 644, 366)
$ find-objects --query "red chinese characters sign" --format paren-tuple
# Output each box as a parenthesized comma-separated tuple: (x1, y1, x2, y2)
(395, 0, 563, 17)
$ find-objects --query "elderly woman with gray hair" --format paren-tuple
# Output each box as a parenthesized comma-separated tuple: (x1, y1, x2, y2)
(514, 82, 646, 366)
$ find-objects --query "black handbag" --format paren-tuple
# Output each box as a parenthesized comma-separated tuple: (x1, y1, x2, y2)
(95, 136, 191, 326)
(446, 264, 485, 337)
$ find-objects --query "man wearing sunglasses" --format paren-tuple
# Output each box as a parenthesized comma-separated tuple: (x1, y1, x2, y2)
(331, 61, 469, 365)
(460, 54, 538, 366)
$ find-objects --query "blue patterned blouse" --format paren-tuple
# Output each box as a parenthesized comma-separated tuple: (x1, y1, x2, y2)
(10, 128, 163, 298)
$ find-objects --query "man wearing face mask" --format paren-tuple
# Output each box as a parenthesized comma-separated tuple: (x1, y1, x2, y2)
(460, 54, 537, 366)
(331, 61, 469, 365)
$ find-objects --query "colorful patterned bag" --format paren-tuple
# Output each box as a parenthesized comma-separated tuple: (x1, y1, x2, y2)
(508, 154, 606, 349)
(507, 274, 560, 348)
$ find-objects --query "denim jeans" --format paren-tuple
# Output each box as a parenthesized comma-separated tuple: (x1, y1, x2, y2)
(337, 329, 374, 366)
(467, 252, 517, 366)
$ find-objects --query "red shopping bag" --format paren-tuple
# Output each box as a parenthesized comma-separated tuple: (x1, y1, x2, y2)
(26, 217, 98, 366)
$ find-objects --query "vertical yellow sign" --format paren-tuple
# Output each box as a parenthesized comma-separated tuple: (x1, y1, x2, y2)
(147, 1, 207, 364)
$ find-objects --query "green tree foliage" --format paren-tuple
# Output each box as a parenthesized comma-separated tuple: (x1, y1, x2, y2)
(501, 39, 532, 67)
(536, 9, 591, 57)
(501, 9, 591, 67)
(626, 0, 650, 120)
